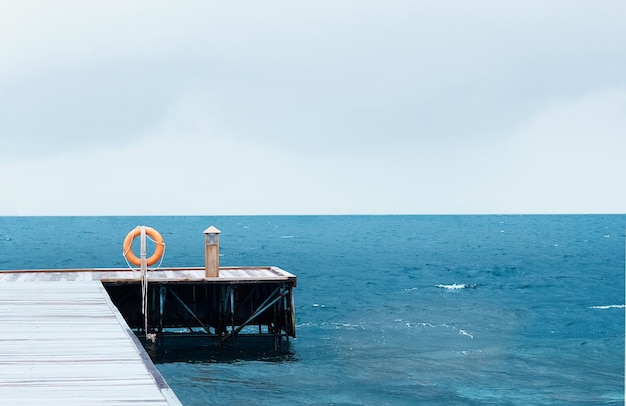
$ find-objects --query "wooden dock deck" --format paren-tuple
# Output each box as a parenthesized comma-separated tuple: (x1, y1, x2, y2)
(0, 281, 181, 405)
(0, 266, 297, 403)
(0, 226, 297, 403)
(0, 266, 297, 284)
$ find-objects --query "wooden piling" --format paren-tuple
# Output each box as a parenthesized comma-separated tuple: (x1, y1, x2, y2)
(204, 226, 221, 277)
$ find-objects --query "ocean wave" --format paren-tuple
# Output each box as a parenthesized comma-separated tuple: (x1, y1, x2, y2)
(296, 322, 317, 328)
(395, 320, 473, 338)
(458, 329, 474, 339)
(435, 283, 477, 290)
(588, 304, 625, 309)
(330, 322, 364, 330)
(296, 321, 365, 330)
(442, 324, 475, 339)
(396, 321, 436, 328)
(279, 235, 296, 239)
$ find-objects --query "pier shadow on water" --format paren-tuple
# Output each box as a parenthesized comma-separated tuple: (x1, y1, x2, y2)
(141, 336, 297, 364)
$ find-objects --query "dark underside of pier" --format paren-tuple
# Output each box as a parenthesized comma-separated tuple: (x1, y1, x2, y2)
(103, 281, 296, 347)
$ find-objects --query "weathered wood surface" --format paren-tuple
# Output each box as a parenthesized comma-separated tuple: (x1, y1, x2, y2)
(0, 282, 181, 405)
(0, 266, 297, 285)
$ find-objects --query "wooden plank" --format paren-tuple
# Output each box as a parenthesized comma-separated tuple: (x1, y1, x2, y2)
(0, 266, 297, 286)
(0, 282, 182, 405)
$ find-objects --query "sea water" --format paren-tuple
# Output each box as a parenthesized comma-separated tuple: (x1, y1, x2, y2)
(1, 215, 624, 405)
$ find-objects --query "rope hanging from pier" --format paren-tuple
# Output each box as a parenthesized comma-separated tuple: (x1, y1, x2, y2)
(122, 226, 165, 343)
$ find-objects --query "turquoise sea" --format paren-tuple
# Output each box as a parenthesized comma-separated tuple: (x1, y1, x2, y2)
(1, 215, 624, 405)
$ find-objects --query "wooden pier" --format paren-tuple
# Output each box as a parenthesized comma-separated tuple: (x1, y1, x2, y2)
(0, 266, 297, 343)
(0, 281, 182, 405)
(0, 266, 297, 404)
(0, 225, 298, 403)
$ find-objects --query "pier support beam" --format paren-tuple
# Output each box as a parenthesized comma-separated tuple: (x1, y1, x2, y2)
(102, 280, 296, 346)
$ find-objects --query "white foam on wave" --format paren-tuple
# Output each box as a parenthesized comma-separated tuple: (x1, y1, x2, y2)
(398, 320, 473, 339)
(458, 329, 474, 339)
(296, 321, 317, 328)
(589, 304, 625, 309)
(331, 322, 364, 330)
(442, 323, 475, 339)
(436, 283, 467, 290)
(280, 235, 296, 239)
(399, 321, 436, 328)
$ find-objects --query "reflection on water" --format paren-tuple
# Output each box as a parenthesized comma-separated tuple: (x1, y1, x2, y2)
(141, 336, 298, 364)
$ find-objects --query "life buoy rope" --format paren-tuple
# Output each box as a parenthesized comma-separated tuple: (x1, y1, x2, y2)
(123, 226, 165, 266)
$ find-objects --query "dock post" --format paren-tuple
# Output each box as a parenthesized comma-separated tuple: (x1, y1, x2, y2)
(204, 226, 221, 278)
(139, 226, 151, 341)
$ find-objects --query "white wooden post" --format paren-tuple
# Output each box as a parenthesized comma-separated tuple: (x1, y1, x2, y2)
(204, 226, 221, 278)
(140, 226, 147, 274)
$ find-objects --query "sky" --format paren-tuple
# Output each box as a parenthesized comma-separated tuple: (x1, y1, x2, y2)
(1, 0, 625, 215)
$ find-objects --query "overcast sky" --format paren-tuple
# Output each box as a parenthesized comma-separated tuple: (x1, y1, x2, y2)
(1, 1, 625, 215)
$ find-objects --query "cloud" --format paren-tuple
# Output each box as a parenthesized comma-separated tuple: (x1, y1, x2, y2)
(1, 1, 625, 214)
(1, 87, 624, 215)
(5, 1, 625, 155)
(0, 92, 332, 215)
(483, 88, 626, 213)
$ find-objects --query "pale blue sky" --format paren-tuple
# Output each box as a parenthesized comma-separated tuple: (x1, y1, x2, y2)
(1, 0, 625, 215)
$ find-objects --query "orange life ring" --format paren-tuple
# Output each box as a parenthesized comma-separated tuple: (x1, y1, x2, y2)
(123, 226, 165, 266)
